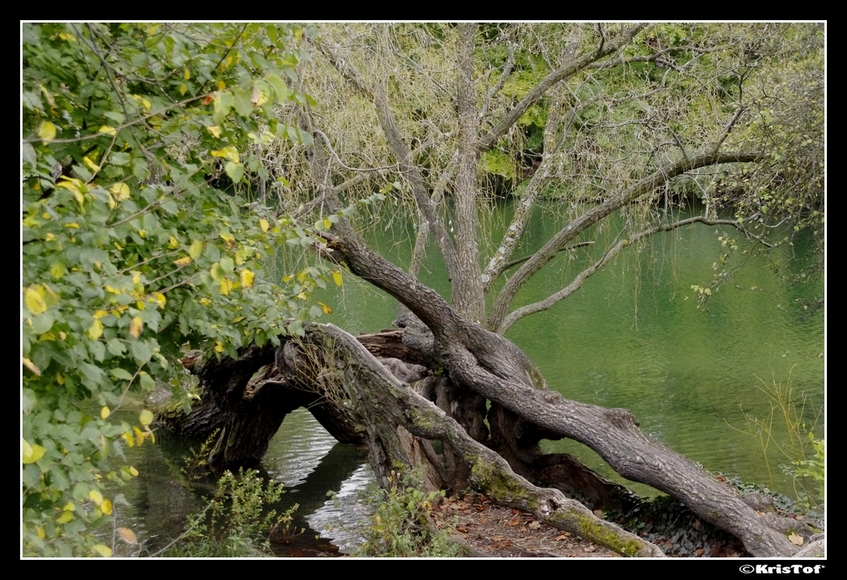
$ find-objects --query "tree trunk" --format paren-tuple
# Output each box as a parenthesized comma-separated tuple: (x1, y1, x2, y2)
(158, 225, 805, 556)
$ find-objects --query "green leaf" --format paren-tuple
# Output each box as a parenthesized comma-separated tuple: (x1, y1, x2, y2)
(224, 161, 244, 183)
(106, 339, 126, 357)
(31, 312, 55, 335)
(232, 87, 253, 117)
(266, 73, 291, 103)
(110, 152, 130, 166)
(110, 368, 133, 381)
(213, 89, 234, 124)
(23, 143, 37, 167)
(138, 372, 156, 391)
(130, 341, 151, 364)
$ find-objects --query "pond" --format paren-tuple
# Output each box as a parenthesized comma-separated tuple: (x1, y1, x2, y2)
(114, 200, 824, 555)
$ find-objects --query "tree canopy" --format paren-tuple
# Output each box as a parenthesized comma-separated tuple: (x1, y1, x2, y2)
(21, 22, 358, 556)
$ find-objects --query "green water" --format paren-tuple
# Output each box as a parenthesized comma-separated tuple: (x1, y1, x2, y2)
(316, 200, 824, 497)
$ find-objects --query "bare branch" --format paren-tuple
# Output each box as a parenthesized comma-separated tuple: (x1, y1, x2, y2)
(479, 23, 648, 152)
(487, 151, 766, 331)
(316, 40, 461, 284)
(497, 216, 763, 333)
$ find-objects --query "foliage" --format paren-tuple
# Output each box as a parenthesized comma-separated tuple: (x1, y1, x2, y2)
(152, 469, 297, 558)
(736, 369, 824, 512)
(355, 469, 464, 557)
(22, 23, 335, 556)
(792, 433, 825, 513)
(610, 495, 747, 557)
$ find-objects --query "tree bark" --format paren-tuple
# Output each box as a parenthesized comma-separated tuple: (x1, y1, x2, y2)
(310, 225, 799, 557)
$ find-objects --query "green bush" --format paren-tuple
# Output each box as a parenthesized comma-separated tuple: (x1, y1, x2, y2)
(22, 23, 329, 557)
(355, 469, 464, 558)
(153, 469, 298, 558)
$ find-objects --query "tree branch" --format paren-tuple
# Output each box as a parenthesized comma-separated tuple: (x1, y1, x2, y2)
(497, 216, 758, 333)
(316, 40, 461, 285)
(478, 23, 648, 152)
(487, 151, 766, 331)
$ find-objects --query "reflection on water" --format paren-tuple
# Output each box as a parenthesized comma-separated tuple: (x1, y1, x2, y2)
(262, 409, 372, 556)
(115, 408, 371, 557)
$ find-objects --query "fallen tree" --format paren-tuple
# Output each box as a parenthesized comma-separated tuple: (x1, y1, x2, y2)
(158, 23, 823, 557)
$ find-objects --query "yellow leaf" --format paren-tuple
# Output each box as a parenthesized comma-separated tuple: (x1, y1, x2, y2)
(259, 218, 269, 233)
(118, 527, 138, 545)
(216, 80, 226, 90)
(83, 155, 101, 172)
(23, 438, 46, 464)
(207, 125, 221, 138)
(40, 84, 57, 108)
(319, 302, 333, 315)
(788, 532, 804, 546)
(220, 278, 233, 296)
(100, 406, 110, 419)
(133, 426, 145, 447)
(332, 270, 343, 287)
(101, 499, 113, 515)
(189, 240, 204, 259)
(214, 341, 224, 353)
(37, 121, 57, 142)
(129, 466, 138, 476)
(50, 261, 66, 280)
(98, 125, 117, 135)
(111, 182, 130, 201)
(57, 31, 76, 42)
(241, 269, 255, 289)
(62, 502, 76, 512)
(149, 293, 166, 309)
(174, 256, 191, 267)
(56, 372, 64, 385)
(183, 67, 191, 80)
(56, 511, 74, 524)
(35, 525, 45, 539)
(92, 544, 112, 557)
(23, 357, 42, 376)
(122, 432, 134, 448)
(25, 286, 48, 315)
(211, 146, 240, 164)
(129, 317, 143, 338)
(87, 318, 104, 340)
(93, 310, 109, 319)
(168, 236, 179, 249)
(178, 83, 188, 96)
(89, 489, 104, 505)
(139, 409, 154, 426)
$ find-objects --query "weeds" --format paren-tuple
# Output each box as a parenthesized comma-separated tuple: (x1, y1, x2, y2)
(736, 367, 824, 512)
(354, 468, 464, 557)
(153, 469, 298, 558)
